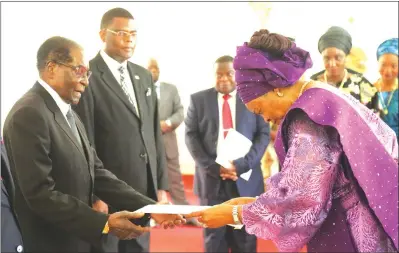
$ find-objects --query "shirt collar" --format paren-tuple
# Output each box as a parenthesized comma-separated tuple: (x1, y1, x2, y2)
(100, 50, 128, 70)
(218, 89, 237, 98)
(37, 78, 70, 117)
(154, 81, 161, 88)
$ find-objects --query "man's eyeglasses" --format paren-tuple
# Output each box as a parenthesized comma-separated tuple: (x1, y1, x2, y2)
(107, 29, 137, 38)
(216, 71, 235, 79)
(50, 60, 92, 79)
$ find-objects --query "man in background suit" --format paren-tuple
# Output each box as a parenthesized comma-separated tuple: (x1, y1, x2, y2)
(147, 59, 200, 226)
(74, 8, 168, 253)
(3, 36, 183, 253)
(1, 139, 24, 253)
(185, 55, 270, 252)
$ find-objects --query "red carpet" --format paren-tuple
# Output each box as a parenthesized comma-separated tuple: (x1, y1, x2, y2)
(150, 175, 306, 252)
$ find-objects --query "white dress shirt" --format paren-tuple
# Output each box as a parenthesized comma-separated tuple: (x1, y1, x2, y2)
(154, 81, 161, 100)
(100, 50, 140, 116)
(216, 89, 237, 156)
(154, 81, 172, 126)
(38, 78, 71, 127)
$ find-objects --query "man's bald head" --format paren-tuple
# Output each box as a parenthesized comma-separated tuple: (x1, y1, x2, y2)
(147, 58, 160, 82)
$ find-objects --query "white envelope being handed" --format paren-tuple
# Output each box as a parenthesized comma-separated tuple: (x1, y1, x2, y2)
(136, 205, 244, 229)
(215, 129, 253, 181)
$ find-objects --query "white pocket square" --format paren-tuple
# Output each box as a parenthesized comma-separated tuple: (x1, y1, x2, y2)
(134, 75, 140, 80)
(146, 88, 151, 96)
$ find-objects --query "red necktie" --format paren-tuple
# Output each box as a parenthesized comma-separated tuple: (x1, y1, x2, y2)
(222, 94, 233, 138)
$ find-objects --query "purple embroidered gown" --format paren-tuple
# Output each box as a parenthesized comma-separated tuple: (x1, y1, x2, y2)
(241, 88, 398, 252)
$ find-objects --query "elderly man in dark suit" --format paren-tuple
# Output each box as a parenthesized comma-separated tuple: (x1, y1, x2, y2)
(3, 36, 183, 253)
(73, 8, 169, 253)
(1, 139, 24, 253)
(185, 55, 270, 252)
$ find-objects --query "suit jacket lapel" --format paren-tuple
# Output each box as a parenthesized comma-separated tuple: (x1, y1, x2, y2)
(235, 95, 245, 131)
(33, 83, 86, 158)
(209, 89, 219, 136)
(94, 53, 140, 119)
(127, 62, 145, 123)
(75, 117, 94, 183)
(54, 111, 87, 158)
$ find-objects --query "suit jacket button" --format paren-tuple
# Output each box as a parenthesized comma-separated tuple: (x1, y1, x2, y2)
(17, 245, 23, 252)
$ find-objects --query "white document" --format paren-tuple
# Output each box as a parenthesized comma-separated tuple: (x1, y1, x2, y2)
(215, 129, 253, 181)
(135, 205, 243, 229)
(240, 169, 252, 181)
(135, 204, 209, 214)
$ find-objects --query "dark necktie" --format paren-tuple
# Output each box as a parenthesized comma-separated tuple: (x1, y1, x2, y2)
(222, 94, 233, 138)
(66, 109, 82, 147)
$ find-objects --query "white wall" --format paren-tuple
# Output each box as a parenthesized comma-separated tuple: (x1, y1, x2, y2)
(1, 2, 397, 174)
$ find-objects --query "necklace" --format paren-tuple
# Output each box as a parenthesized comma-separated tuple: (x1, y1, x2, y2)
(378, 79, 398, 115)
(299, 80, 312, 97)
(324, 69, 348, 89)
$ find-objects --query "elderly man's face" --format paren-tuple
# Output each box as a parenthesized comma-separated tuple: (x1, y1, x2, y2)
(49, 48, 90, 105)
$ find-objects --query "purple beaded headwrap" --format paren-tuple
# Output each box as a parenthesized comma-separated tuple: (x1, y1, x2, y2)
(234, 42, 313, 104)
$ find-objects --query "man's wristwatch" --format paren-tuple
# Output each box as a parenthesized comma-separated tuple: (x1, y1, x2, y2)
(232, 206, 242, 225)
(102, 221, 109, 234)
(165, 119, 172, 127)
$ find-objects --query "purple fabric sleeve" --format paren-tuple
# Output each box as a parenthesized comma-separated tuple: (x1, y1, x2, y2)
(242, 112, 342, 252)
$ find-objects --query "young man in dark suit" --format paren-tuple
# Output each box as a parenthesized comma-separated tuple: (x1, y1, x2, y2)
(185, 55, 270, 252)
(3, 36, 183, 253)
(73, 8, 168, 253)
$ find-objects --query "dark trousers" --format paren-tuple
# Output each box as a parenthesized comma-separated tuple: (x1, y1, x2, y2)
(200, 180, 257, 253)
(92, 165, 157, 253)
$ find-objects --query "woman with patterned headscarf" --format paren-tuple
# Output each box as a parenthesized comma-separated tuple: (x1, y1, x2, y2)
(186, 29, 398, 253)
(375, 38, 398, 140)
(311, 26, 378, 110)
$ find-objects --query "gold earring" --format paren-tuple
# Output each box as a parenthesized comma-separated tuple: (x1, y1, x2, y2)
(276, 91, 284, 97)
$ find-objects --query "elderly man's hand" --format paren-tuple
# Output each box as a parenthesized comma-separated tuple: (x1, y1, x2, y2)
(92, 199, 108, 214)
(108, 211, 151, 240)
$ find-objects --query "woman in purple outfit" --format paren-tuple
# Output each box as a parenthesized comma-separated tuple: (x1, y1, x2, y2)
(186, 29, 398, 252)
